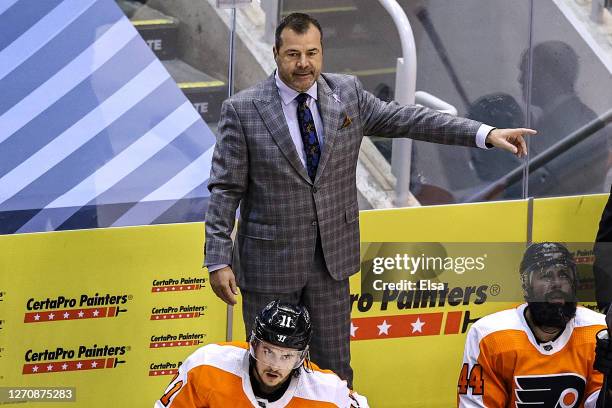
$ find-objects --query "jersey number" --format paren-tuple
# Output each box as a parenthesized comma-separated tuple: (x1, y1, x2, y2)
(279, 315, 293, 328)
(458, 363, 484, 395)
(160, 380, 183, 406)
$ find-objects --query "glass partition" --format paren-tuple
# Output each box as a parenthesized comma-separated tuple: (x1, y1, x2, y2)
(403, 0, 533, 204)
(527, 0, 612, 199)
(4, 0, 610, 235)
(120, 0, 612, 209)
(274, 0, 612, 206)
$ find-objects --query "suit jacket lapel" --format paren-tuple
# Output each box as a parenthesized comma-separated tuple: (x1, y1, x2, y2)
(253, 75, 311, 184)
(315, 75, 342, 184)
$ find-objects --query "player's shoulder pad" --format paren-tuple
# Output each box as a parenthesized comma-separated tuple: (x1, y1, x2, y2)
(179, 342, 247, 376)
(467, 305, 524, 342)
(574, 306, 606, 328)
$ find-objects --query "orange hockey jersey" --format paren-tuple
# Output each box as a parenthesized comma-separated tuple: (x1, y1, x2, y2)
(154, 342, 368, 408)
(457, 304, 606, 408)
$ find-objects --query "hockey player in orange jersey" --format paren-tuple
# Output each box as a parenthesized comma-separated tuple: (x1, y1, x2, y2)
(457, 242, 612, 408)
(155, 301, 368, 407)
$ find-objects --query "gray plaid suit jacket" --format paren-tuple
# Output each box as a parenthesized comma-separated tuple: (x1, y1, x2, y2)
(205, 73, 482, 293)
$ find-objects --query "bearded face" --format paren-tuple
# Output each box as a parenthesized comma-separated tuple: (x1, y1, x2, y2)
(526, 264, 577, 328)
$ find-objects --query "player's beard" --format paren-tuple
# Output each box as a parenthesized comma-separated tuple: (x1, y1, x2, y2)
(527, 290, 577, 329)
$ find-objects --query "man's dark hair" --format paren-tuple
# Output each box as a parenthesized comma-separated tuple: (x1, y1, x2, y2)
(275, 13, 323, 51)
(520, 41, 579, 94)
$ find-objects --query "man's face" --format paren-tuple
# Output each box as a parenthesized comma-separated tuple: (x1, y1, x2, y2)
(527, 264, 577, 328)
(274, 24, 323, 92)
(252, 341, 301, 393)
(529, 264, 574, 303)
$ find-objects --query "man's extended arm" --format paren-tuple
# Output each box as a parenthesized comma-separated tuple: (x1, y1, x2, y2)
(354, 76, 534, 156)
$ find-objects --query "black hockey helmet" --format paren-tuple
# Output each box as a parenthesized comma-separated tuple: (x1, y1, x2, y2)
(251, 300, 312, 350)
(520, 242, 577, 294)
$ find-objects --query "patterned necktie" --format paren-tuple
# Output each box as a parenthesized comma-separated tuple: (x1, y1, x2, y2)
(296, 93, 321, 181)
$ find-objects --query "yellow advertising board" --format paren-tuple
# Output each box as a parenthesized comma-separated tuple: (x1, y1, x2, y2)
(230, 199, 530, 407)
(0, 195, 608, 407)
(230, 196, 608, 407)
(0, 223, 226, 407)
(351, 200, 529, 407)
(532, 194, 608, 242)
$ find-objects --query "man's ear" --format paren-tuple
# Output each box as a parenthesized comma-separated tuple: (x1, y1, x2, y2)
(273, 46, 278, 59)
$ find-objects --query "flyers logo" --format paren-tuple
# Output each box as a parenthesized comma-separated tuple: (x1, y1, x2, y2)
(514, 373, 585, 408)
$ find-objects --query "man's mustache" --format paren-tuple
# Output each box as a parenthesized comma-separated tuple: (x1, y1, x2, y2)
(544, 290, 573, 301)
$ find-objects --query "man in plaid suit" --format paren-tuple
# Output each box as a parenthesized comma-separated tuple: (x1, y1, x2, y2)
(204, 13, 535, 386)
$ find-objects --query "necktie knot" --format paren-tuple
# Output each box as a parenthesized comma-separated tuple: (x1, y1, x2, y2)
(296, 93, 309, 106)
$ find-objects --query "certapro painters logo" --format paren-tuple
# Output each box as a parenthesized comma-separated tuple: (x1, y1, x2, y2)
(348, 309, 483, 341)
(348, 284, 494, 341)
(150, 305, 207, 321)
(573, 249, 595, 265)
(151, 277, 206, 293)
(22, 344, 129, 375)
(24, 293, 131, 323)
(150, 332, 206, 348)
(149, 361, 182, 376)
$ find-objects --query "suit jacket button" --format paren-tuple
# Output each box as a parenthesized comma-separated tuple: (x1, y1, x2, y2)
(311, 186, 318, 194)
(311, 220, 317, 226)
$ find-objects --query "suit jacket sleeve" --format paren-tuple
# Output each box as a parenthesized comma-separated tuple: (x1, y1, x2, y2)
(594, 184, 612, 311)
(204, 99, 249, 267)
(354, 76, 481, 147)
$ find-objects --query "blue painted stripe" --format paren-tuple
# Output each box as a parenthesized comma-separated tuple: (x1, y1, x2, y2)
(0, 0, 62, 52)
(27, 121, 211, 230)
(0, 196, 209, 233)
(0, 36, 156, 179)
(0, 16, 138, 144)
(0, 60, 170, 205)
(141, 145, 213, 201)
(17, 102, 201, 232)
(0, 0, 20, 19)
(111, 143, 213, 227)
(49, 102, 201, 207)
(91, 121, 212, 206)
(0, 207, 41, 235)
(122, 196, 209, 228)
(151, 196, 209, 225)
(58, 202, 139, 230)
(0, 0, 98, 82)
(0, 0, 123, 116)
(58, 198, 207, 231)
(0, 78, 183, 211)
